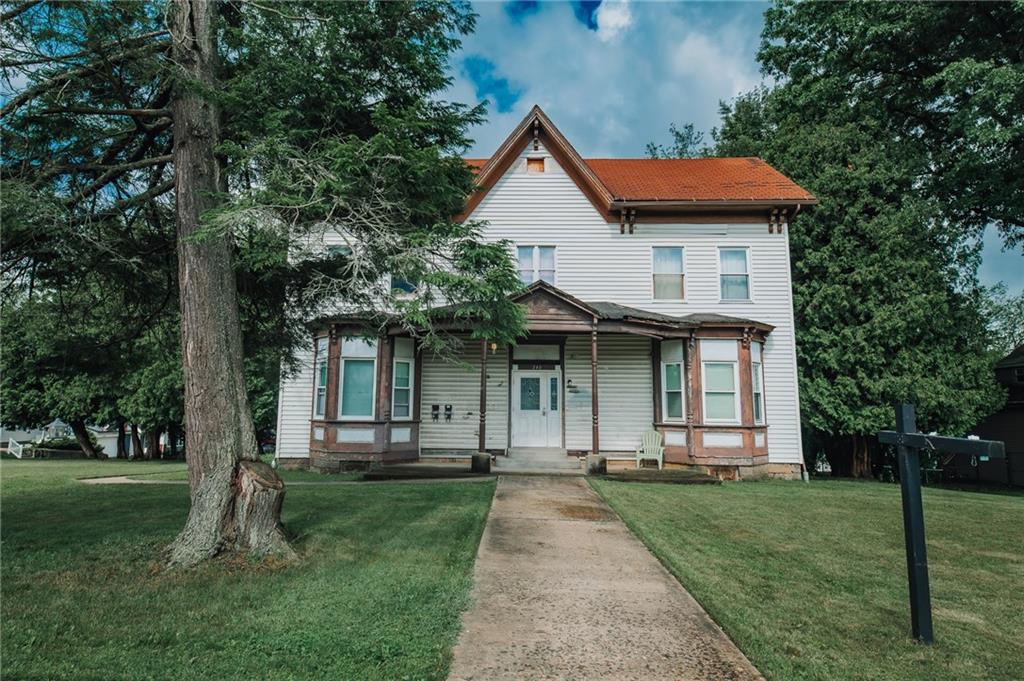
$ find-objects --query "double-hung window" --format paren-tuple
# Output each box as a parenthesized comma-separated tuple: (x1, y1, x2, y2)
(661, 340, 685, 421)
(392, 338, 415, 419)
(701, 340, 739, 423)
(313, 337, 328, 419)
(517, 245, 556, 285)
(751, 342, 765, 425)
(653, 247, 685, 300)
(719, 248, 750, 300)
(338, 337, 377, 419)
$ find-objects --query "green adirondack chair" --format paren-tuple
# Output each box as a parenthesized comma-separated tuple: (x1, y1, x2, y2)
(635, 430, 664, 470)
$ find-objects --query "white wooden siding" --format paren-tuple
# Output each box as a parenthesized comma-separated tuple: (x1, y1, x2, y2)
(275, 346, 314, 459)
(419, 337, 509, 451)
(564, 334, 653, 452)
(469, 142, 804, 464)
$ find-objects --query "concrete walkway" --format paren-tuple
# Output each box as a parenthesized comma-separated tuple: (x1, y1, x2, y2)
(447, 476, 763, 681)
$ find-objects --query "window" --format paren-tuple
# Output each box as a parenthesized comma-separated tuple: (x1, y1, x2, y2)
(392, 338, 414, 419)
(1015, 367, 1024, 384)
(517, 245, 556, 285)
(549, 376, 559, 412)
(313, 337, 328, 418)
(661, 340, 685, 421)
(719, 248, 750, 300)
(751, 342, 765, 425)
(338, 337, 377, 419)
(327, 244, 352, 257)
(653, 247, 684, 300)
(701, 340, 739, 422)
(527, 157, 545, 173)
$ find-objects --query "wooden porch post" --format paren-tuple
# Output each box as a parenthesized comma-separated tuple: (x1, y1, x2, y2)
(478, 338, 487, 452)
(591, 320, 600, 456)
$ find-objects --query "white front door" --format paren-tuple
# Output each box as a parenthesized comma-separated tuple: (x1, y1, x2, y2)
(511, 370, 561, 447)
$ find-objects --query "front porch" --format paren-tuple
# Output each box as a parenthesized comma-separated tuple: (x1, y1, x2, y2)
(306, 282, 793, 479)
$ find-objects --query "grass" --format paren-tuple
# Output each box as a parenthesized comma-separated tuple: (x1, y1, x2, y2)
(590, 478, 1024, 681)
(1, 459, 494, 681)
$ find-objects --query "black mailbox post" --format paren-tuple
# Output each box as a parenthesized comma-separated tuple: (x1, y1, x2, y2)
(878, 403, 1006, 643)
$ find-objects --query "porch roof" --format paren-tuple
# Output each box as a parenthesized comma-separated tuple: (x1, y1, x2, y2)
(314, 281, 773, 337)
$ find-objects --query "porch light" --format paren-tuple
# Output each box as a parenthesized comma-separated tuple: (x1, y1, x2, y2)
(490, 342, 498, 353)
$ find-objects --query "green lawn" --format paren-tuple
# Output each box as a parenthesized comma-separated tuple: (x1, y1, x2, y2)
(591, 478, 1024, 681)
(1, 460, 494, 681)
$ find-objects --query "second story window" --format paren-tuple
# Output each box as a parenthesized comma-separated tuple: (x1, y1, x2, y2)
(719, 248, 750, 300)
(518, 245, 555, 285)
(391, 274, 419, 295)
(653, 247, 684, 300)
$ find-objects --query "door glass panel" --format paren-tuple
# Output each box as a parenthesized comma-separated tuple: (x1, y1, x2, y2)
(520, 377, 540, 410)
(549, 377, 558, 411)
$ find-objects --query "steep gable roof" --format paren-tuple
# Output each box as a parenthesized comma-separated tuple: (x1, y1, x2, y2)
(460, 105, 815, 223)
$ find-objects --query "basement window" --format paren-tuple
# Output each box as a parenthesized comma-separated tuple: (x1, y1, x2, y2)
(527, 157, 545, 173)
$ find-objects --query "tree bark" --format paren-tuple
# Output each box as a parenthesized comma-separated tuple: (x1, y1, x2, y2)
(851, 434, 873, 479)
(168, 423, 179, 459)
(146, 426, 164, 460)
(69, 419, 100, 458)
(116, 418, 128, 459)
(130, 423, 143, 459)
(166, 0, 292, 568)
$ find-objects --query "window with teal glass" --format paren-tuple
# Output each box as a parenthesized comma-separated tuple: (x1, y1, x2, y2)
(338, 337, 377, 419)
(313, 337, 328, 418)
(520, 377, 540, 410)
(661, 339, 684, 421)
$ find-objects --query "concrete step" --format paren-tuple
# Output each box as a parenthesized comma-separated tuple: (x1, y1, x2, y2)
(495, 456, 582, 471)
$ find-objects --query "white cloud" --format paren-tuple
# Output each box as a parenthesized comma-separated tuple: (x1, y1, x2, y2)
(595, 2, 634, 43)
(446, 2, 768, 157)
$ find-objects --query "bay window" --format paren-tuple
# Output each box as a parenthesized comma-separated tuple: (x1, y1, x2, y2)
(313, 337, 328, 418)
(752, 342, 765, 425)
(517, 245, 556, 285)
(701, 339, 739, 423)
(338, 337, 377, 419)
(392, 338, 415, 419)
(660, 340, 685, 421)
(719, 248, 750, 300)
(653, 247, 685, 300)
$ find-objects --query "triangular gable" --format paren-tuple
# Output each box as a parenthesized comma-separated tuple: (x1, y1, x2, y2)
(458, 105, 616, 222)
(511, 280, 600, 325)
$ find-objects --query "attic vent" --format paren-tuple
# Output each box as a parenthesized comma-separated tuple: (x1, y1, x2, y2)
(527, 157, 545, 173)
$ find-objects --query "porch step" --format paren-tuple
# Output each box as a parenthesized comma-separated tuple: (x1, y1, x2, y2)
(496, 449, 582, 471)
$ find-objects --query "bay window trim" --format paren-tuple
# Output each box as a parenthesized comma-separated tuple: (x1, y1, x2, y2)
(337, 338, 378, 421)
(660, 339, 686, 423)
(312, 336, 329, 419)
(391, 354, 415, 421)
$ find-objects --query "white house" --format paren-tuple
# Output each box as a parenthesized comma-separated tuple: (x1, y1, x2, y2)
(274, 106, 815, 479)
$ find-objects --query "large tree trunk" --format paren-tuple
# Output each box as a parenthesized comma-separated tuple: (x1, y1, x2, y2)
(115, 418, 128, 459)
(146, 426, 164, 460)
(851, 434, 873, 479)
(168, 423, 180, 459)
(166, 0, 291, 568)
(69, 419, 100, 458)
(130, 423, 143, 459)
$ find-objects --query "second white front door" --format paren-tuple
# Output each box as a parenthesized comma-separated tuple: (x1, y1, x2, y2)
(512, 370, 561, 448)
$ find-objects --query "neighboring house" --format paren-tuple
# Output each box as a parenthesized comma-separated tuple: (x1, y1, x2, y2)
(274, 106, 816, 479)
(949, 345, 1024, 486)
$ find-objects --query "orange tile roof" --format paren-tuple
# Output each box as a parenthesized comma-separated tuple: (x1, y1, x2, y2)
(465, 156, 814, 202)
(584, 158, 814, 202)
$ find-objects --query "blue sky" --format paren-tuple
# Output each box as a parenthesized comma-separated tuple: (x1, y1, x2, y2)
(445, 0, 1021, 292)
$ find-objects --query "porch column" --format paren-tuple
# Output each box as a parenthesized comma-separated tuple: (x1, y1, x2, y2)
(478, 338, 487, 452)
(591, 320, 600, 456)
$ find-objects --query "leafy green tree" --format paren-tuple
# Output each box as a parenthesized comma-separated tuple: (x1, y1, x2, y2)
(700, 3, 1015, 475)
(645, 122, 710, 159)
(2, 0, 524, 565)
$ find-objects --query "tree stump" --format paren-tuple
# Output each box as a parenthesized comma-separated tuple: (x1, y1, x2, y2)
(234, 461, 295, 559)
